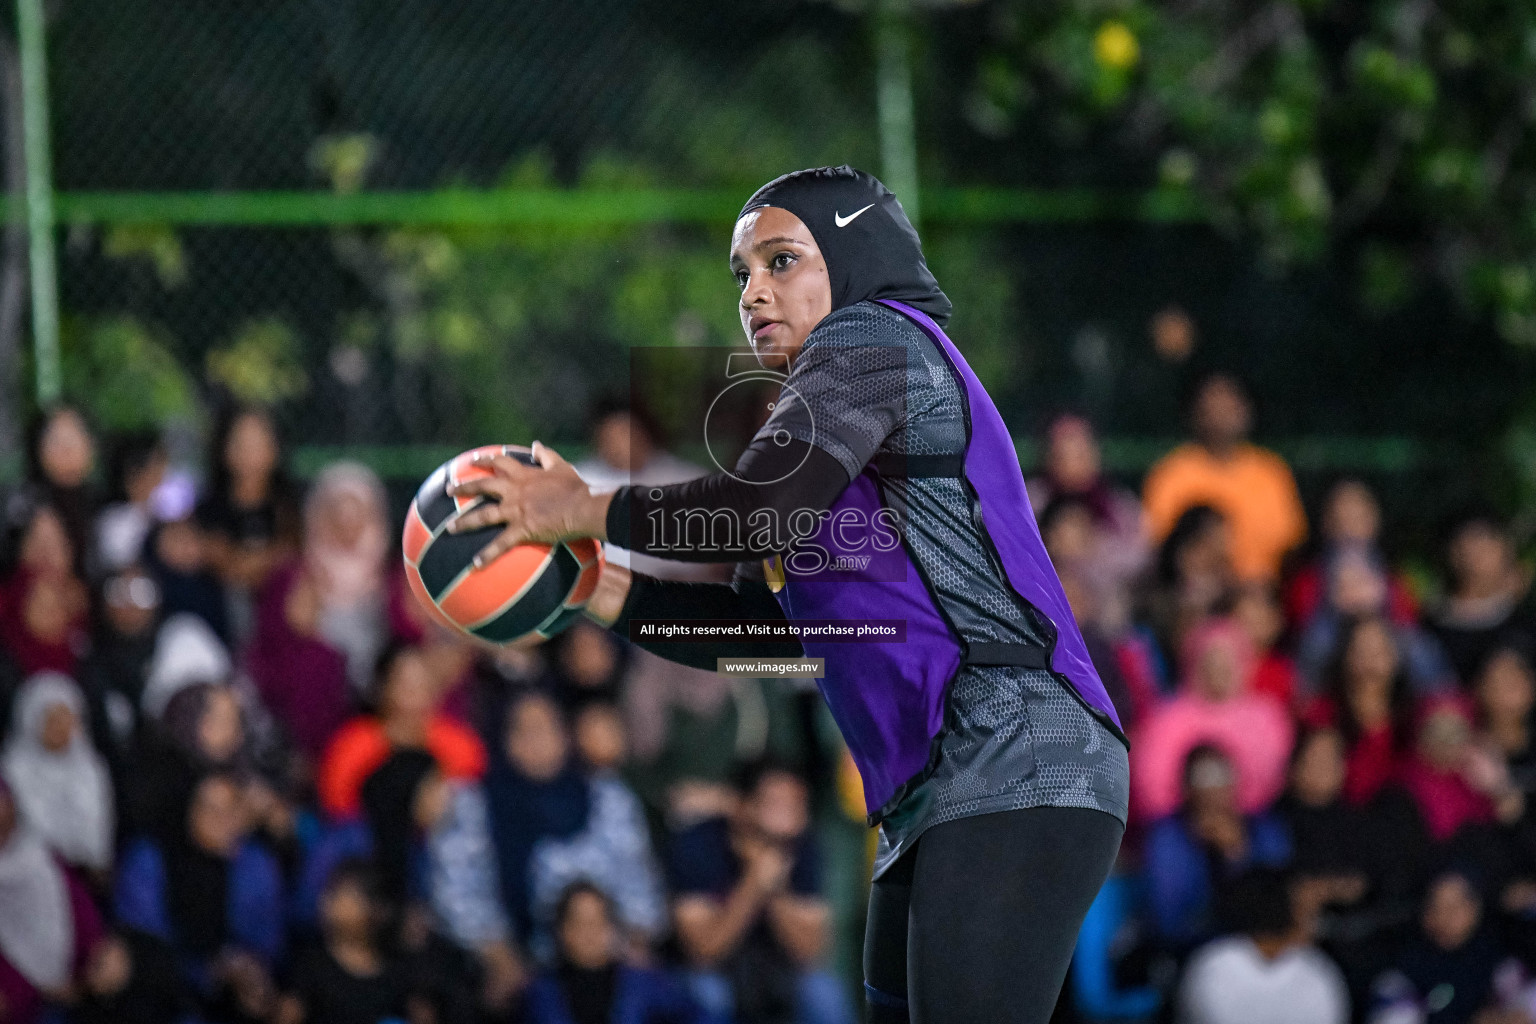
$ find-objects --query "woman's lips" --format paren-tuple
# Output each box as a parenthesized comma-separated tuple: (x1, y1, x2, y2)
(752, 320, 780, 341)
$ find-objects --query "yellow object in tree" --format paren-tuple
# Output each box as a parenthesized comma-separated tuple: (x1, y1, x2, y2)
(1094, 21, 1140, 71)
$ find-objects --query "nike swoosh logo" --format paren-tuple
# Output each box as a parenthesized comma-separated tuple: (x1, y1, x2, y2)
(834, 204, 874, 227)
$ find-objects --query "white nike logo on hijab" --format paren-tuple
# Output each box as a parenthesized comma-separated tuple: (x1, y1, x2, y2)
(834, 203, 875, 227)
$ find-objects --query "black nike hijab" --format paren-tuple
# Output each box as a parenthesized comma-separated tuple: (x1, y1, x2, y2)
(739, 165, 953, 328)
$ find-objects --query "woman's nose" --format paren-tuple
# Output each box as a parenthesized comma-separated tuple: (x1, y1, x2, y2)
(741, 270, 772, 308)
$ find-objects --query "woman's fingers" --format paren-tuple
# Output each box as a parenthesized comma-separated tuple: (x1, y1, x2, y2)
(471, 529, 530, 570)
(446, 499, 509, 535)
(530, 440, 568, 470)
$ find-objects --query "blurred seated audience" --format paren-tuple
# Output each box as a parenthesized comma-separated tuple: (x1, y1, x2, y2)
(667, 757, 853, 1024)
(1296, 545, 1453, 696)
(95, 430, 169, 576)
(1027, 412, 1149, 633)
(624, 650, 777, 832)
(297, 749, 515, 985)
(130, 680, 290, 849)
(1176, 867, 1349, 1024)
(553, 618, 629, 711)
(195, 405, 300, 645)
(318, 643, 485, 819)
(249, 462, 430, 763)
(1132, 618, 1294, 821)
(1144, 745, 1291, 953)
(0, 777, 107, 1024)
(1142, 372, 1307, 583)
(2, 672, 114, 874)
(1398, 698, 1524, 846)
(20, 405, 100, 580)
(1041, 497, 1140, 726)
(1473, 641, 1536, 796)
(70, 928, 192, 1024)
(142, 513, 230, 643)
(1285, 478, 1419, 629)
(1303, 614, 1419, 806)
(1233, 581, 1299, 708)
(1429, 511, 1535, 690)
(114, 771, 285, 1023)
(525, 881, 714, 1024)
(1368, 869, 1510, 1024)
(78, 563, 162, 768)
(275, 858, 417, 1024)
(488, 689, 666, 956)
(1276, 726, 1432, 981)
(573, 396, 724, 583)
(1136, 505, 1236, 683)
(1, 502, 90, 679)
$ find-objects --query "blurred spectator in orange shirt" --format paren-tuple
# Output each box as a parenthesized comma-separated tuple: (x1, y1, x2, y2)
(1142, 373, 1307, 583)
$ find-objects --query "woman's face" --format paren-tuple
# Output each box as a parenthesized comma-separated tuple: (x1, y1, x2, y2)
(20, 508, 74, 576)
(1178, 521, 1233, 582)
(22, 576, 73, 643)
(155, 518, 206, 572)
(559, 621, 617, 688)
(1449, 522, 1513, 591)
(39, 409, 95, 489)
(730, 206, 832, 365)
(506, 696, 569, 782)
(1042, 505, 1097, 566)
(1290, 729, 1346, 806)
(1045, 418, 1100, 491)
(189, 777, 248, 857)
(225, 412, 278, 483)
(1233, 584, 1284, 651)
(1423, 874, 1480, 951)
(574, 704, 627, 772)
(558, 890, 617, 970)
(321, 877, 375, 941)
(1193, 635, 1243, 702)
(382, 650, 438, 722)
(1477, 650, 1536, 725)
(318, 490, 372, 549)
(1324, 481, 1380, 545)
(1183, 751, 1238, 814)
(39, 701, 77, 753)
(198, 688, 245, 763)
(1345, 619, 1399, 691)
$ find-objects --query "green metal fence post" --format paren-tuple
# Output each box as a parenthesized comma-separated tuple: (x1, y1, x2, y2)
(874, 0, 920, 226)
(16, 0, 59, 405)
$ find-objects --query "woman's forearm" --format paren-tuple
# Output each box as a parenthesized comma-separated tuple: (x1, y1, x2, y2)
(587, 563, 802, 670)
(606, 438, 850, 561)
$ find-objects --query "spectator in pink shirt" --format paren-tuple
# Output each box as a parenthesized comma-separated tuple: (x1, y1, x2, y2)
(1132, 617, 1294, 822)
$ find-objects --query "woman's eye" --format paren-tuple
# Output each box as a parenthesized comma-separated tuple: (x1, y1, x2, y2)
(734, 270, 749, 289)
(772, 252, 796, 271)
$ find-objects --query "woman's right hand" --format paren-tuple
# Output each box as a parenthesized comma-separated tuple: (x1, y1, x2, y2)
(583, 560, 632, 629)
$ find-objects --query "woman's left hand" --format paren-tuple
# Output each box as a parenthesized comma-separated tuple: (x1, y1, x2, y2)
(446, 442, 610, 568)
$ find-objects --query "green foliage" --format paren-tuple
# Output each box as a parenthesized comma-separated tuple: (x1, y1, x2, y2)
(205, 318, 310, 405)
(59, 315, 197, 429)
(966, 0, 1536, 340)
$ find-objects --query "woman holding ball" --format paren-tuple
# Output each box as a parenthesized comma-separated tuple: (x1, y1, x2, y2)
(446, 166, 1129, 1024)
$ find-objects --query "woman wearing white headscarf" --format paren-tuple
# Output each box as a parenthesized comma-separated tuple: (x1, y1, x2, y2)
(2, 673, 115, 871)
(248, 461, 444, 760)
(0, 777, 106, 1024)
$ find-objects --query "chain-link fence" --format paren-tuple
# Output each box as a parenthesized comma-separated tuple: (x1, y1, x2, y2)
(2, 0, 1530, 535)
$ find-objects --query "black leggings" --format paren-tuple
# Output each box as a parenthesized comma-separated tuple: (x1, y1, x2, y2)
(863, 806, 1124, 1024)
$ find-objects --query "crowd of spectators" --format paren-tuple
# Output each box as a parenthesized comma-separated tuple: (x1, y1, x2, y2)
(0, 401, 852, 1024)
(1, 368, 1534, 1024)
(1038, 373, 1536, 1024)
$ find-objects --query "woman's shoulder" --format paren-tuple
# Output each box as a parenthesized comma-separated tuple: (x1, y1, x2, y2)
(804, 300, 931, 351)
